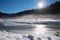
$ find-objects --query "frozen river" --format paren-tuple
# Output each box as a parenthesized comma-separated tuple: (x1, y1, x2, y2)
(5, 24, 60, 40)
(6, 24, 60, 34)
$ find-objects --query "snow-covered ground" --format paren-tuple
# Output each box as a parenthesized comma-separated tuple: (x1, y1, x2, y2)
(0, 30, 60, 40)
(0, 14, 60, 40)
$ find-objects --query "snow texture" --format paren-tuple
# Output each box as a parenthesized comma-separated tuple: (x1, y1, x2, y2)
(0, 31, 60, 40)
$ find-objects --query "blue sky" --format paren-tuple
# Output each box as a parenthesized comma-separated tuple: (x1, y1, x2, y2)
(0, 0, 60, 13)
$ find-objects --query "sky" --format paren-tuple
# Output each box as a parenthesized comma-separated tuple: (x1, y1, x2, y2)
(0, 0, 60, 13)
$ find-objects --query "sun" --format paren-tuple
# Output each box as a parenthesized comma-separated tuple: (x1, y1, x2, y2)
(38, 2, 44, 8)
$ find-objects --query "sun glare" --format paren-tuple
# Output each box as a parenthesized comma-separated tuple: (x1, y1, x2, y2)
(34, 25, 47, 35)
(38, 2, 44, 9)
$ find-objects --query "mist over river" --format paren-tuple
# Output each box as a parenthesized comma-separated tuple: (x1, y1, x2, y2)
(0, 14, 60, 40)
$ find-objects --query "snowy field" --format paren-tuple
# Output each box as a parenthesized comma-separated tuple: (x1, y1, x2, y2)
(0, 14, 60, 40)
(0, 30, 60, 40)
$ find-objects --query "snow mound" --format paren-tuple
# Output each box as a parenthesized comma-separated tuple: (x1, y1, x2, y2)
(0, 31, 29, 40)
(0, 31, 60, 40)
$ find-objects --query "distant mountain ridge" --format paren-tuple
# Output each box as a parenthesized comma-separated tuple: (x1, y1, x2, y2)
(0, 1, 60, 18)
